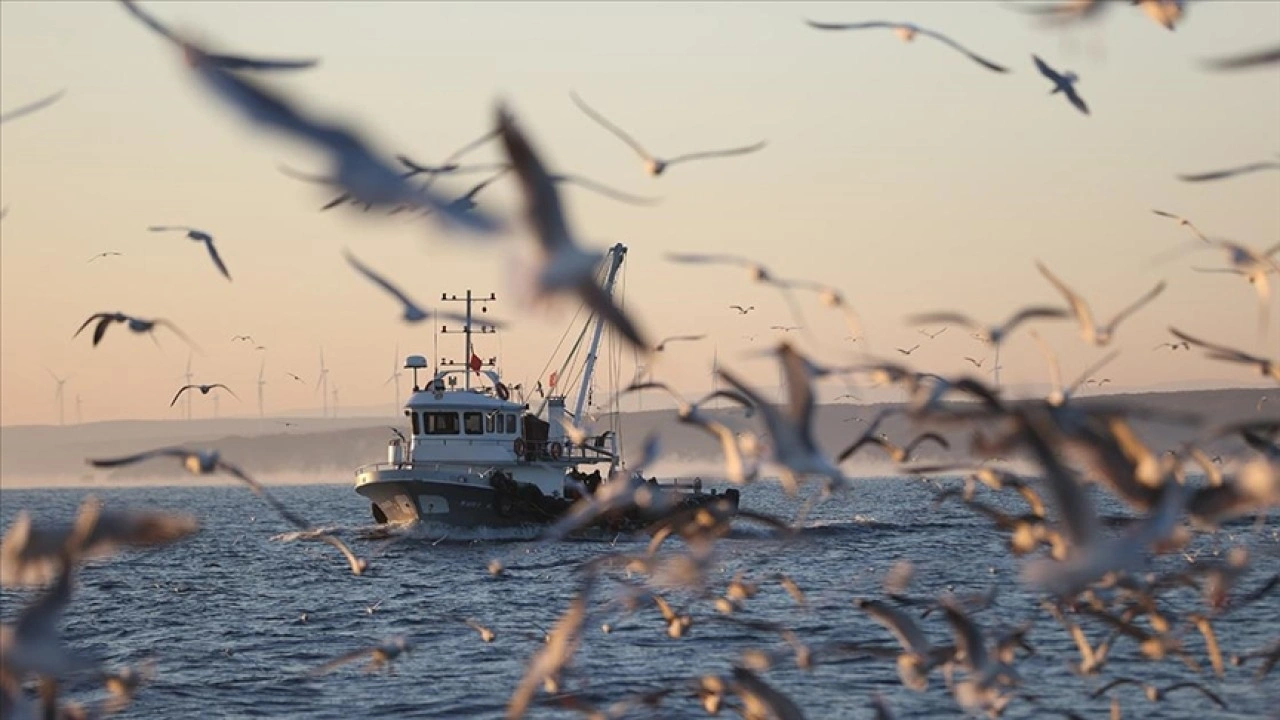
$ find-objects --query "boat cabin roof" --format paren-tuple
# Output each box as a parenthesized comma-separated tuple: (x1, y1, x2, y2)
(405, 388, 524, 413)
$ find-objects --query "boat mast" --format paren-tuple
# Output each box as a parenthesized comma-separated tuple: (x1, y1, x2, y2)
(440, 290, 498, 389)
(571, 243, 627, 430)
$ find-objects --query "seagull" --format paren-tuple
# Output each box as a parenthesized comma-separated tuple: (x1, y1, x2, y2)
(169, 384, 238, 407)
(87, 252, 124, 263)
(464, 618, 496, 643)
(570, 91, 766, 177)
(717, 342, 848, 495)
(908, 306, 1068, 346)
(148, 226, 231, 280)
(897, 345, 921, 356)
(730, 305, 756, 315)
(73, 312, 197, 350)
(1033, 55, 1089, 115)
(1036, 262, 1166, 346)
(805, 19, 1009, 73)
(0, 89, 65, 125)
(919, 327, 948, 339)
(771, 325, 802, 333)
(183, 42, 501, 236)
(344, 249, 474, 326)
(1179, 157, 1280, 182)
(498, 102, 650, 353)
(286, 372, 304, 384)
(964, 356, 985, 368)
(840, 431, 950, 465)
(1203, 45, 1280, 71)
(621, 384, 757, 486)
(119, 1, 319, 70)
(1202, 240, 1280, 336)
(653, 334, 706, 352)
(855, 598, 951, 691)
(1171, 328, 1279, 381)
(231, 335, 255, 343)
(308, 637, 413, 676)
(1153, 341, 1190, 351)
(507, 586, 591, 720)
(665, 253, 812, 331)
(87, 448, 367, 574)
(1152, 209, 1210, 243)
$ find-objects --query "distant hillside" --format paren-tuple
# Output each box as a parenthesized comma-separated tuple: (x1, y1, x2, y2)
(0, 387, 1270, 488)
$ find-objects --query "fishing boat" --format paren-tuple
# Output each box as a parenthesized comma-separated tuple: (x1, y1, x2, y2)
(354, 243, 740, 530)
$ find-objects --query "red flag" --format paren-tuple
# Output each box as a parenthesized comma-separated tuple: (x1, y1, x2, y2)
(548, 371, 559, 389)
(469, 353, 483, 373)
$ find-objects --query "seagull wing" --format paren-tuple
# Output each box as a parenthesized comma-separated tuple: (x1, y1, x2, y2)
(1032, 54, 1064, 83)
(918, 28, 1009, 72)
(666, 252, 756, 267)
(88, 447, 187, 469)
(210, 384, 240, 401)
(320, 192, 351, 211)
(577, 280, 650, 352)
(1000, 306, 1070, 336)
(549, 173, 661, 206)
(664, 141, 768, 168)
(857, 599, 932, 656)
(0, 89, 66, 125)
(1036, 262, 1096, 341)
(804, 20, 896, 31)
(1105, 281, 1165, 332)
(441, 127, 500, 166)
(307, 646, 376, 676)
(344, 250, 427, 321)
(203, 53, 318, 71)
(1203, 45, 1280, 71)
(152, 320, 200, 351)
(169, 385, 195, 407)
(498, 104, 574, 254)
(148, 225, 196, 233)
(203, 239, 232, 280)
(74, 313, 111, 340)
(1063, 84, 1090, 115)
(907, 311, 979, 330)
(569, 91, 652, 162)
(1178, 162, 1280, 182)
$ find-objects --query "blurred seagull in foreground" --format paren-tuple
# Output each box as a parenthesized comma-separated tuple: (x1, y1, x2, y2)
(497, 102, 650, 353)
(74, 312, 198, 350)
(1152, 209, 1209, 243)
(1033, 55, 1089, 116)
(308, 636, 412, 676)
(0, 89, 65, 125)
(183, 41, 502, 236)
(805, 19, 1009, 73)
(87, 448, 367, 574)
(1036, 261, 1166, 346)
(570, 91, 766, 177)
(170, 383, 238, 407)
(149, 226, 231, 280)
(343, 250, 477, 326)
(1170, 328, 1279, 382)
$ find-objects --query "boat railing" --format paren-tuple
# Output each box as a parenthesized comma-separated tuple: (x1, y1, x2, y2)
(359, 436, 613, 475)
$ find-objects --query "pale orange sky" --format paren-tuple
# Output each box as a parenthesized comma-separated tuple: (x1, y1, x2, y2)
(2, 2, 1278, 427)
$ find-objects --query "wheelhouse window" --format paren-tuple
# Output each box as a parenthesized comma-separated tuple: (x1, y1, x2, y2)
(409, 411, 420, 436)
(464, 412, 484, 435)
(423, 411, 460, 435)
(486, 413, 496, 433)
(507, 414, 517, 434)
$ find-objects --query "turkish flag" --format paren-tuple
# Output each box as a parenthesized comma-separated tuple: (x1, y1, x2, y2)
(548, 371, 559, 389)
(469, 353, 483, 373)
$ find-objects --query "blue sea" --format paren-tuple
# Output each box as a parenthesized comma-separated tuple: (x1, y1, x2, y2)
(1, 479, 1277, 719)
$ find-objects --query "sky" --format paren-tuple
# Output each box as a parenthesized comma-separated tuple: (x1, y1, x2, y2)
(1, 1, 1278, 427)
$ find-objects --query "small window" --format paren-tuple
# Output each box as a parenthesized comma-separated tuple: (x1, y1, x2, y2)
(486, 413, 496, 433)
(507, 414, 517, 434)
(424, 412, 459, 435)
(464, 412, 484, 435)
(410, 412, 420, 436)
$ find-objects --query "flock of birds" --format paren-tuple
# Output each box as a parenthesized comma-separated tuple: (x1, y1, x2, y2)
(2, 1, 1280, 719)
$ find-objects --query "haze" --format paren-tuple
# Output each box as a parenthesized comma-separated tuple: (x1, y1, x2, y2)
(2, 1, 1278, 429)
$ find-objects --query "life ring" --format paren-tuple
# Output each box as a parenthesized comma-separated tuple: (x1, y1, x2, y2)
(513, 438, 526, 457)
(549, 442, 563, 460)
(495, 382, 510, 401)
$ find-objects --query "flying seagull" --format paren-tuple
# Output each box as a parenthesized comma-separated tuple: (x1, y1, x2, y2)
(87, 252, 124, 263)
(169, 384, 238, 407)
(805, 19, 1009, 73)
(498, 102, 650, 353)
(343, 249, 476, 326)
(74, 312, 197, 350)
(570, 91, 766, 177)
(0, 89, 65, 125)
(1036, 261, 1166, 346)
(182, 40, 502, 236)
(1152, 209, 1209, 243)
(148, 226, 230, 280)
(1033, 55, 1089, 115)
(730, 305, 755, 315)
(119, 1, 318, 71)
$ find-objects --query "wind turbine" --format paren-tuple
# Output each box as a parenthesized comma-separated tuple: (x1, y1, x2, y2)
(384, 344, 403, 415)
(257, 356, 267, 420)
(332, 384, 340, 419)
(45, 369, 68, 426)
(316, 347, 330, 418)
(75, 394, 83, 424)
(181, 353, 194, 420)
